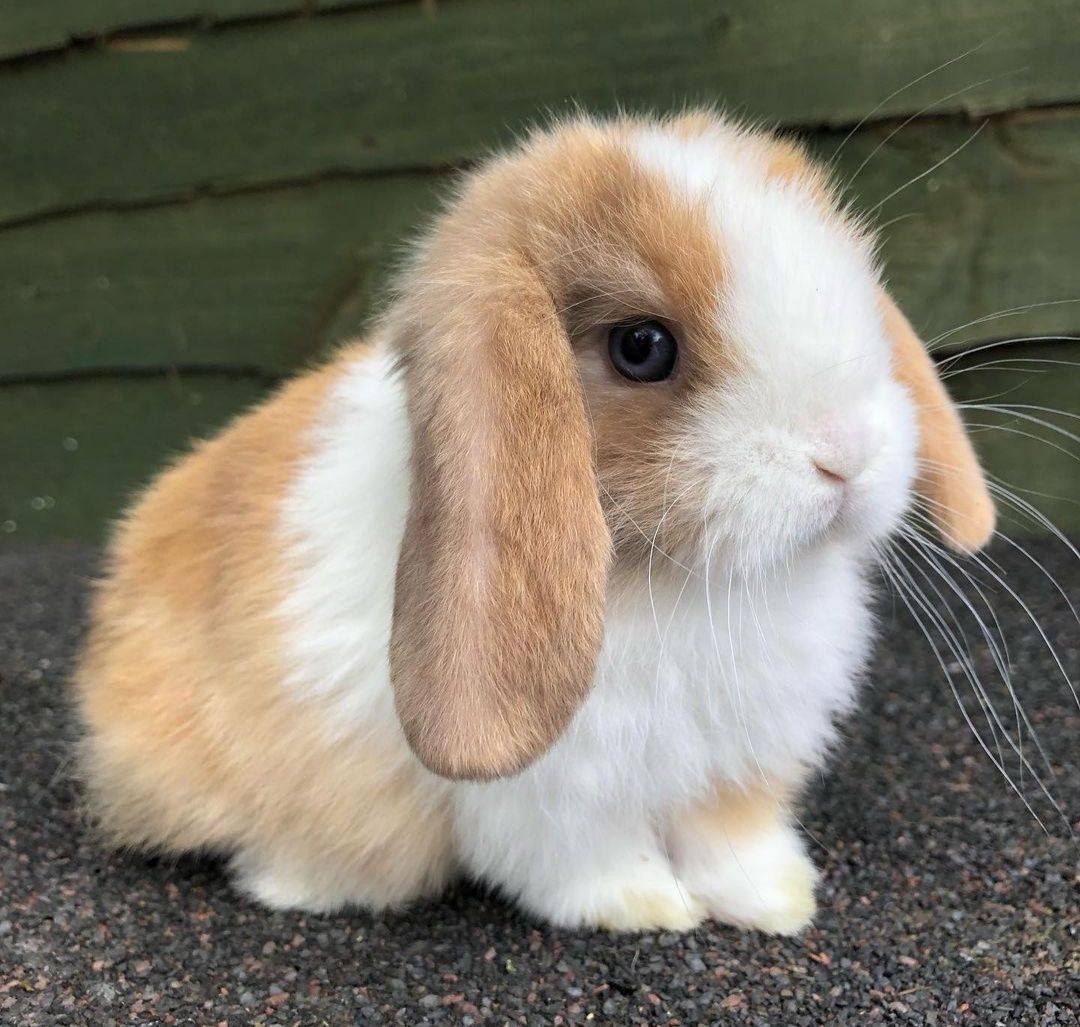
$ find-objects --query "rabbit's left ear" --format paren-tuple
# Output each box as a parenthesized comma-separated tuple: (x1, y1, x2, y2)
(880, 291, 995, 553)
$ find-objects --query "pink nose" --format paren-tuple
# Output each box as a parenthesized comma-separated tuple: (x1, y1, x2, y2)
(811, 418, 868, 483)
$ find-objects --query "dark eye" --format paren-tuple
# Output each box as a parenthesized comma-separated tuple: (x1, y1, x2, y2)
(608, 320, 678, 382)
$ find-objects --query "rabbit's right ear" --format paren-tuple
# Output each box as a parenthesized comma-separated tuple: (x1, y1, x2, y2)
(389, 250, 611, 782)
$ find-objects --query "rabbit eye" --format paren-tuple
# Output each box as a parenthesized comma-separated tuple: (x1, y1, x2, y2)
(608, 320, 678, 382)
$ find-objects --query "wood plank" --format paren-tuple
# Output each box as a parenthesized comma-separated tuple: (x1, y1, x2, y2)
(3, 112, 1079, 380)
(0, 2, 303, 59)
(3, 0, 1080, 225)
(0, 177, 442, 378)
(0, 374, 268, 543)
(0, 2, 402, 60)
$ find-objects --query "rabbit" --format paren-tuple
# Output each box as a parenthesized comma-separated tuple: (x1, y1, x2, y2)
(74, 110, 995, 934)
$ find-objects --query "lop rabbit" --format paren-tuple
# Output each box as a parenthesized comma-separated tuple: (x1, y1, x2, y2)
(75, 112, 994, 932)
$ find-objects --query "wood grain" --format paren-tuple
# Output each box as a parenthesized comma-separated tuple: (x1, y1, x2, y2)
(0, 2, 410, 60)
(3, 112, 1078, 382)
(0, 177, 440, 378)
(3, 0, 1079, 225)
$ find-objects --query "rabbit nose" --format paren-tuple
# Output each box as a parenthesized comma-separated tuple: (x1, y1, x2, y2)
(810, 419, 868, 483)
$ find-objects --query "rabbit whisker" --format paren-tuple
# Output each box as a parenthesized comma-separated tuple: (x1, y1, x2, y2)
(830, 37, 996, 162)
(876, 546, 1051, 834)
(865, 121, 987, 218)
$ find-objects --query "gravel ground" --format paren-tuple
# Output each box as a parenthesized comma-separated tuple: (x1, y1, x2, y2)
(1, 542, 1077, 1026)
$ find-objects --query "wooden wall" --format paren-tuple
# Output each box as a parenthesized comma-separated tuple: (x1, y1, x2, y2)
(3, 1, 1079, 540)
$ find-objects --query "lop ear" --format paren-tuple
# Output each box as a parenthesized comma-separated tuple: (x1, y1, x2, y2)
(389, 254, 611, 781)
(879, 291, 995, 553)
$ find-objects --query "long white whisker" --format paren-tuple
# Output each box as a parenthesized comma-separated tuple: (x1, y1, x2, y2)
(878, 554, 1051, 833)
(598, 478, 695, 572)
(830, 38, 996, 161)
(865, 121, 986, 216)
(969, 402, 1080, 424)
(649, 479, 697, 643)
(927, 304, 1080, 353)
(891, 537, 1008, 768)
(940, 357, 1080, 380)
(896, 522, 1062, 790)
(962, 421, 1080, 463)
(909, 501, 1078, 711)
(845, 72, 1012, 189)
(985, 478, 1080, 558)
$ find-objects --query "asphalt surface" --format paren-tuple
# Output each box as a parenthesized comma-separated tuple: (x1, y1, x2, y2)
(1, 542, 1077, 1026)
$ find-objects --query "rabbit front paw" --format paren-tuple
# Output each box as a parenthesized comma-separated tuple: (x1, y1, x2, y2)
(677, 820, 820, 935)
(517, 856, 705, 932)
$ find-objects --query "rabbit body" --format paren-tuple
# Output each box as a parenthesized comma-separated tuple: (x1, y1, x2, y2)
(79, 342, 865, 932)
(76, 112, 994, 933)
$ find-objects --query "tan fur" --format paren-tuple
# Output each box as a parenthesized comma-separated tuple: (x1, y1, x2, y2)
(388, 144, 616, 781)
(675, 780, 794, 842)
(754, 134, 841, 215)
(76, 348, 454, 905)
(880, 294, 996, 552)
(390, 244, 612, 780)
(388, 117, 745, 779)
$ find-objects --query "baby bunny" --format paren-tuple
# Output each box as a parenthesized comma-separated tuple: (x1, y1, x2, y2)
(75, 111, 994, 933)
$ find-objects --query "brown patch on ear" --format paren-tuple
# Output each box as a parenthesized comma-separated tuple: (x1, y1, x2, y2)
(880, 292, 995, 553)
(390, 252, 611, 781)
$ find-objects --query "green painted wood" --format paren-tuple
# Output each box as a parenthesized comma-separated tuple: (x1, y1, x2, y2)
(0, 1, 403, 60)
(0, 374, 268, 543)
(3, 113, 1079, 381)
(0, 2, 303, 59)
(3, 0, 1080, 225)
(0, 177, 441, 379)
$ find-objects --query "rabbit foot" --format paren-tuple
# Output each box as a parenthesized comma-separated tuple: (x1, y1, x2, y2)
(516, 857, 705, 932)
(670, 783, 820, 935)
(594, 883, 706, 933)
(680, 822, 819, 935)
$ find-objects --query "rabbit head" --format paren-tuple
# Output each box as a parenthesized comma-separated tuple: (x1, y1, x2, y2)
(385, 112, 994, 780)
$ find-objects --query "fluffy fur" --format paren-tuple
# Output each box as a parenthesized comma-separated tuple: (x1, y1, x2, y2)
(74, 111, 993, 932)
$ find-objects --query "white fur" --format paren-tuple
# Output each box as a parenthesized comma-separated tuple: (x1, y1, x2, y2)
(277, 362, 876, 930)
(272, 125, 921, 930)
(671, 812, 820, 934)
(278, 344, 414, 738)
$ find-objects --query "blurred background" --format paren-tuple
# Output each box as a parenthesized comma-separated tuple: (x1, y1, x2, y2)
(2, 0, 1078, 543)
